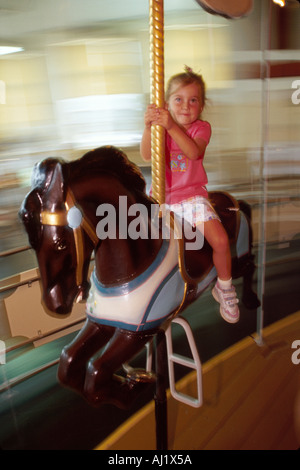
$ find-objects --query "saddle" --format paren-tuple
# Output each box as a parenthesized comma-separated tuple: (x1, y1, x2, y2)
(177, 191, 240, 288)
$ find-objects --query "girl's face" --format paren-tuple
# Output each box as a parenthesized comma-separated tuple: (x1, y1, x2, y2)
(167, 82, 203, 130)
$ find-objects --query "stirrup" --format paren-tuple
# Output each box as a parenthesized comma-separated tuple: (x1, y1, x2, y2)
(165, 316, 203, 408)
(123, 318, 202, 408)
(122, 346, 156, 384)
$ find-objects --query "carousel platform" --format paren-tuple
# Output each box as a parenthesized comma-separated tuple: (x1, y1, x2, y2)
(0, 241, 299, 450)
(97, 311, 300, 450)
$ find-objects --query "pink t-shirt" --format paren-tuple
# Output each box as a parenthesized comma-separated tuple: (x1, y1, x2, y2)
(165, 119, 211, 205)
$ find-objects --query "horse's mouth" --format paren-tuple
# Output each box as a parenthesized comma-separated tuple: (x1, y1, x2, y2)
(54, 304, 72, 315)
(75, 282, 90, 304)
(44, 284, 74, 315)
(44, 298, 72, 315)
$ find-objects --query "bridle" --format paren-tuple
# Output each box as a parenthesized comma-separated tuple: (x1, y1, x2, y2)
(39, 188, 192, 317)
(40, 189, 98, 289)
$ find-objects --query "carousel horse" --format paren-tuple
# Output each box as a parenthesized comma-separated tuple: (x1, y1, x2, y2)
(20, 146, 259, 409)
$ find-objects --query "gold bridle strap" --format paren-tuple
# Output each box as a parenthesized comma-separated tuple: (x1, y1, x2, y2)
(40, 190, 98, 287)
(40, 211, 68, 226)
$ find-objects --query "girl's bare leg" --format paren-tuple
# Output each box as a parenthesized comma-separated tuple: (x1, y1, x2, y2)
(201, 218, 239, 323)
(202, 218, 231, 280)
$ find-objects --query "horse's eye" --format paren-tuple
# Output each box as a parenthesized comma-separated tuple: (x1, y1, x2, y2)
(55, 239, 67, 251)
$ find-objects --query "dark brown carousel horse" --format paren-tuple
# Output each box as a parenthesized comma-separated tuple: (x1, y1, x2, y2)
(20, 146, 259, 409)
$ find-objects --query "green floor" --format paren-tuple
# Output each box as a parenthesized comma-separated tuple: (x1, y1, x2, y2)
(0, 243, 299, 449)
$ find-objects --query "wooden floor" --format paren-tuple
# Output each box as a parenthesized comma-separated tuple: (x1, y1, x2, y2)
(96, 311, 300, 450)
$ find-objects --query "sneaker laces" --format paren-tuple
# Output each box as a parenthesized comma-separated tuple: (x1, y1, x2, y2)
(220, 286, 239, 308)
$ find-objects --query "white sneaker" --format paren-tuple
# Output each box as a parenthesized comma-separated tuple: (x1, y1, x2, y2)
(212, 282, 239, 324)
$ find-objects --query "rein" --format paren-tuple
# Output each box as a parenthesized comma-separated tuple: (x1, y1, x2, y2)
(40, 190, 98, 288)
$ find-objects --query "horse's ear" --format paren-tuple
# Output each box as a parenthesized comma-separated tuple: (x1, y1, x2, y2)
(44, 163, 65, 211)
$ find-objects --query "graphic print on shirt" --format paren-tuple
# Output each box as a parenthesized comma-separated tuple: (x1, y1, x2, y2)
(170, 153, 188, 172)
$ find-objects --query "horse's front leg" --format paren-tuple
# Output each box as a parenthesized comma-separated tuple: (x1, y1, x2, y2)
(57, 320, 115, 393)
(84, 328, 156, 409)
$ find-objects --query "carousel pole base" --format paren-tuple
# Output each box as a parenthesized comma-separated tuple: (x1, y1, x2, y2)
(154, 329, 169, 450)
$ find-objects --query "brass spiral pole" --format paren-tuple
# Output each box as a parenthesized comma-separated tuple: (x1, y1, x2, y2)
(149, 0, 165, 205)
(149, 1, 168, 451)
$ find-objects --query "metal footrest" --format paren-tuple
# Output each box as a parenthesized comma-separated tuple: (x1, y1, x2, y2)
(165, 316, 203, 408)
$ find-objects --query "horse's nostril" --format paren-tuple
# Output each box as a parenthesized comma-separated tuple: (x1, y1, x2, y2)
(45, 284, 72, 315)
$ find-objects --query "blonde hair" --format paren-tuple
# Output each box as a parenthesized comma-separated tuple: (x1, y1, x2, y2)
(165, 66, 206, 106)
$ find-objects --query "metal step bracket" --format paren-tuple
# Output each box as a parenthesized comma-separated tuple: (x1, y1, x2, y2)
(165, 316, 203, 408)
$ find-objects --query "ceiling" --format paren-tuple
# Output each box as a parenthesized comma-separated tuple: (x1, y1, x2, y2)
(0, 1, 299, 58)
(0, 0, 210, 49)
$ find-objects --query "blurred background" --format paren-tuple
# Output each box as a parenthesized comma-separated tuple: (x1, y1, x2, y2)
(0, 0, 299, 260)
(0, 0, 300, 450)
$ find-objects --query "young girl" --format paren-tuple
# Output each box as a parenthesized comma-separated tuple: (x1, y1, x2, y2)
(140, 66, 239, 324)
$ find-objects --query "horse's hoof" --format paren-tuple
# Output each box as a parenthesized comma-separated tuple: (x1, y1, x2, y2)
(126, 368, 156, 384)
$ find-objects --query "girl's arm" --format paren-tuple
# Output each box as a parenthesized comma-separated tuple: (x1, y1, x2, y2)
(140, 105, 207, 162)
(140, 126, 152, 161)
(155, 108, 207, 161)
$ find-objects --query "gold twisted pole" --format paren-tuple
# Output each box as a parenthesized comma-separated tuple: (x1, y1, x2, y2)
(149, 0, 165, 205)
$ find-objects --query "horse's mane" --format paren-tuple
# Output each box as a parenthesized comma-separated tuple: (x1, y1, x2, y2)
(31, 146, 146, 195)
(20, 146, 147, 250)
(68, 146, 146, 193)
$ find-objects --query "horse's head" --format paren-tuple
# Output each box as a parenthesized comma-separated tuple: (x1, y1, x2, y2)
(19, 158, 96, 315)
